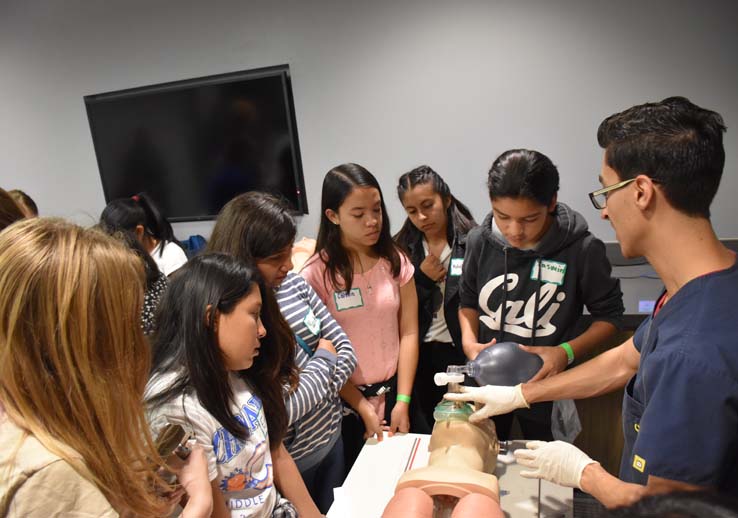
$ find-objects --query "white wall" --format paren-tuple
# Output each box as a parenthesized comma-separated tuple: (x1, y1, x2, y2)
(2, 0, 737, 240)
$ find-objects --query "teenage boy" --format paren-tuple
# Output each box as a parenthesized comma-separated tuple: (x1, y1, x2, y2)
(458, 148, 624, 440)
(448, 97, 738, 506)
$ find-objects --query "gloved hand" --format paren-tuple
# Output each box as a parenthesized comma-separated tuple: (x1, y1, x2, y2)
(514, 440, 598, 488)
(443, 384, 529, 423)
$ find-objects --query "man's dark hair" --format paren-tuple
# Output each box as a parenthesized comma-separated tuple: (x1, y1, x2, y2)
(603, 491, 738, 518)
(487, 149, 560, 206)
(597, 96, 727, 218)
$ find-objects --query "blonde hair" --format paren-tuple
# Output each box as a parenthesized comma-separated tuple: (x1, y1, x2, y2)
(0, 218, 168, 517)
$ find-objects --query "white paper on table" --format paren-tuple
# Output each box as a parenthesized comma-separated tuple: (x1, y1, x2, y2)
(326, 486, 350, 518)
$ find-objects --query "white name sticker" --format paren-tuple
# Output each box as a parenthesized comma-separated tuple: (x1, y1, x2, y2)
(449, 258, 464, 276)
(303, 309, 321, 335)
(334, 288, 364, 311)
(530, 259, 567, 285)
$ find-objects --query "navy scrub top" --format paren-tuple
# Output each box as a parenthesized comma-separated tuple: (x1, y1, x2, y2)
(619, 259, 738, 493)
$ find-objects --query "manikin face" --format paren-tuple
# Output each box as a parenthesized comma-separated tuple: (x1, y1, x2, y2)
(401, 183, 450, 239)
(215, 284, 266, 371)
(256, 243, 294, 288)
(491, 196, 556, 249)
(326, 186, 383, 250)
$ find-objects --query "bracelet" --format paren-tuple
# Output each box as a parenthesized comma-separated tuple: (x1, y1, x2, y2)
(559, 342, 575, 365)
(396, 393, 411, 404)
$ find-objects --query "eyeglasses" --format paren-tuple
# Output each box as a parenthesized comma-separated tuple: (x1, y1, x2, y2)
(588, 178, 637, 210)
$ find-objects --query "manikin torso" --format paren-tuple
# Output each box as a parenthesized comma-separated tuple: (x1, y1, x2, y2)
(384, 400, 503, 518)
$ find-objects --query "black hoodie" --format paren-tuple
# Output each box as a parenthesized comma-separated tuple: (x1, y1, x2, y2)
(403, 221, 471, 348)
(459, 203, 624, 347)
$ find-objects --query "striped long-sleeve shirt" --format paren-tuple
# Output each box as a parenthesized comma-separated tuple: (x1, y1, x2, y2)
(276, 272, 357, 466)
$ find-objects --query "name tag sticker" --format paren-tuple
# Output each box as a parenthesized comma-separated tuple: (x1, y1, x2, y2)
(334, 288, 364, 311)
(303, 309, 321, 335)
(530, 260, 567, 285)
(449, 258, 464, 276)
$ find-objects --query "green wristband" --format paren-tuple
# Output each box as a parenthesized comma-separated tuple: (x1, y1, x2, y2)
(396, 393, 411, 404)
(559, 342, 575, 365)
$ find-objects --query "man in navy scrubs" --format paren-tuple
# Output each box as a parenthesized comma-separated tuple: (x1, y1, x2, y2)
(447, 96, 738, 506)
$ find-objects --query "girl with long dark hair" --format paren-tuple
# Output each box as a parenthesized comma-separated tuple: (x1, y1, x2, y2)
(301, 163, 419, 470)
(100, 191, 187, 275)
(207, 191, 357, 513)
(145, 254, 322, 518)
(394, 165, 477, 433)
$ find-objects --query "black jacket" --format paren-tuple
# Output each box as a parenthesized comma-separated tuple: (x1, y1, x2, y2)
(459, 203, 624, 347)
(405, 224, 471, 347)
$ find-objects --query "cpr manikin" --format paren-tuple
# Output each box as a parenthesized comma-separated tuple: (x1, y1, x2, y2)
(382, 373, 504, 518)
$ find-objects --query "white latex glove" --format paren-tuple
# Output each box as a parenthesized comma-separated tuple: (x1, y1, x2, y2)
(443, 384, 529, 423)
(514, 440, 598, 489)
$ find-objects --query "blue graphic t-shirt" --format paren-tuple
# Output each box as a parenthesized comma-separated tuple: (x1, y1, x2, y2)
(146, 372, 276, 518)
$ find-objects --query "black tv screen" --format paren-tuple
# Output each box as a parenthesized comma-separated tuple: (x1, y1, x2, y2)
(85, 65, 307, 221)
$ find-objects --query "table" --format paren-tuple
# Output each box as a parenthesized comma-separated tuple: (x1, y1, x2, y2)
(328, 433, 573, 518)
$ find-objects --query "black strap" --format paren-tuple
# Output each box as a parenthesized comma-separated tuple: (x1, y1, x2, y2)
(359, 374, 397, 398)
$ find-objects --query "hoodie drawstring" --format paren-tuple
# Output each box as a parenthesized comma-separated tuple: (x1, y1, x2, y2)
(501, 249, 543, 346)
(500, 247, 509, 343)
(531, 256, 542, 346)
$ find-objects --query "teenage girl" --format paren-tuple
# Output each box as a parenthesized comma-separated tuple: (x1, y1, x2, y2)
(206, 192, 357, 513)
(100, 191, 187, 275)
(394, 165, 477, 433)
(301, 163, 419, 470)
(0, 218, 211, 518)
(145, 253, 322, 518)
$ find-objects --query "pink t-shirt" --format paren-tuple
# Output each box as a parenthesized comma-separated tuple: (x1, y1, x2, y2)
(301, 252, 414, 387)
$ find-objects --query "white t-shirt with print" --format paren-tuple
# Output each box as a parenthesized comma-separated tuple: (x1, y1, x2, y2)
(146, 372, 276, 518)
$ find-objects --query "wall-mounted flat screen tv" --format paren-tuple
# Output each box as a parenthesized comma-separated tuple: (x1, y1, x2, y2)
(85, 64, 306, 221)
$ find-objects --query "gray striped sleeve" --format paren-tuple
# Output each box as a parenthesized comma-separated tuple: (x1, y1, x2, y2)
(304, 281, 357, 391)
(277, 275, 338, 426)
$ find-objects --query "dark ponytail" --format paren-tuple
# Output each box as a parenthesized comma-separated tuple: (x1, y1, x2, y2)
(100, 192, 180, 257)
(132, 193, 176, 254)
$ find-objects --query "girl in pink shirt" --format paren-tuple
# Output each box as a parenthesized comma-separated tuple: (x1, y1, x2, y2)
(301, 163, 419, 470)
